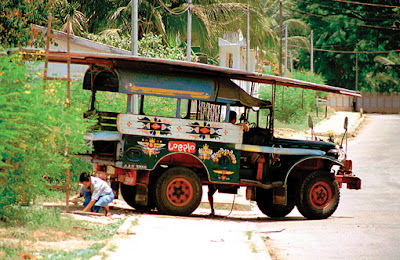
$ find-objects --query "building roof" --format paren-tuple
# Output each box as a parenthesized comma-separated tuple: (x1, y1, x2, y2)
(33, 25, 132, 55)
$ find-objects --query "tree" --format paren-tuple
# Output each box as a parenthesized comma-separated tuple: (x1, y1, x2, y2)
(0, 0, 50, 49)
(106, 0, 279, 57)
(293, 0, 400, 92)
(367, 53, 400, 92)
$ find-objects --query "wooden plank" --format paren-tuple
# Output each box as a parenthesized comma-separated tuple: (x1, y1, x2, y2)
(117, 113, 243, 144)
(71, 210, 105, 216)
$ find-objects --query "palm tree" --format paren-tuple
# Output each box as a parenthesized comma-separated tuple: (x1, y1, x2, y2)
(51, 0, 88, 36)
(367, 53, 400, 92)
(105, 0, 278, 56)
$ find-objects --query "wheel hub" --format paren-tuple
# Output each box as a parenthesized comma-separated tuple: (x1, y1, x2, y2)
(309, 181, 332, 210)
(166, 178, 193, 207)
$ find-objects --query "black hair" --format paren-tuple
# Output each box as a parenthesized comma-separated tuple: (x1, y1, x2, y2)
(79, 172, 91, 183)
(229, 110, 237, 122)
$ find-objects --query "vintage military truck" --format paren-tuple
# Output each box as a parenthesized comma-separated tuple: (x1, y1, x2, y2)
(65, 53, 361, 219)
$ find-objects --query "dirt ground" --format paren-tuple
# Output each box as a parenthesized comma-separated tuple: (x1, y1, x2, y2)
(0, 201, 136, 259)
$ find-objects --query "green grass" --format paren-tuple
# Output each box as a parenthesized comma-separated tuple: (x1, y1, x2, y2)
(40, 243, 106, 260)
(274, 109, 333, 132)
(0, 205, 125, 259)
(83, 219, 125, 241)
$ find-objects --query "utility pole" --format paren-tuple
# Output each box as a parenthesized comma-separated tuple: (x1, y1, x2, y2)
(187, 0, 192, 62)
(353, 52, 359, 111)
(246, 4, 250, 72)
(132, 0, 138, 56)
(284, 23, 288, 77)
(355, 53, 358, 91)
(279, 0, 283, 76)
(131, 0, 139, 114)
(290, 51, 294, 73)
(246, 4, 251, 94)
(310, 30, 314, 74)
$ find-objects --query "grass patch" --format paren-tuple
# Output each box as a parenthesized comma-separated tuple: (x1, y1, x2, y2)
(275, 110, 333, 133)
(83, 219, 125, 241)
(246, 230, 253, 240)
(0, 206, 125, 259)
(40, 242, 106, 259)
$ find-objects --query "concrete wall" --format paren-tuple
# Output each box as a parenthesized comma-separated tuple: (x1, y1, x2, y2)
(328, 92, 400, 114)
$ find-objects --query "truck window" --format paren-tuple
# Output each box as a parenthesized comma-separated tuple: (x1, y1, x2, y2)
(142, 96, 177, 118)
(95, 92, 127, 113)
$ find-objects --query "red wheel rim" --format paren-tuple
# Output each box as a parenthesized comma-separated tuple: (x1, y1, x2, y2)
(309, 181, 332, 210)
(166, 178, 193, 207)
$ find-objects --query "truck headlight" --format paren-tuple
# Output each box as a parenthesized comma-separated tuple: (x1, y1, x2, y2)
(327, 148, 339, 158)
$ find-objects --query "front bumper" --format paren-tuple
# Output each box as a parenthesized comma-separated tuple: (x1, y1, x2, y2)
(335, 159, 361, 190)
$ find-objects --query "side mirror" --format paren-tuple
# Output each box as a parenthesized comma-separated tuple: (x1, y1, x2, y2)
(344, 117, 349, 131)
(308, 115, 314, 129)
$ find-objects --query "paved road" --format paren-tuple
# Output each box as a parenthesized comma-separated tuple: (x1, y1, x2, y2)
(97, 114, 400, 260)
(260, 114, 400, 259)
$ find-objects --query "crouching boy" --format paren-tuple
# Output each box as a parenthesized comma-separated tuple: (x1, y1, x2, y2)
(72, 172, 114, 216)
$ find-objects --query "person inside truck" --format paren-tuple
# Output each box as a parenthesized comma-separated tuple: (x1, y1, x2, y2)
(70, 172, 115, 216)
(207, 110, 249, 216)
(229, 110, 249, 132)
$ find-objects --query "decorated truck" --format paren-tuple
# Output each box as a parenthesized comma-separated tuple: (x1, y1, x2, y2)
(42, 51, 361, 219)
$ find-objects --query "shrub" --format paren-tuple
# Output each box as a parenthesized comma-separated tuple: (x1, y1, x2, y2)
(258, 71, 327, 123)
(0, 53, 92, 212)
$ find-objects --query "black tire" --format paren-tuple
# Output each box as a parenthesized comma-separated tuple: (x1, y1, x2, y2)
(296, 171, 340, 220)
(154, 167, 202, 216)
(256, 188, 295, 218)
(120, 183, 154, 211)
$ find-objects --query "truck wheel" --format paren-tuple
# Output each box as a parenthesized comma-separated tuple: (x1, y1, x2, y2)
(296, 171, 340, 219)
(155, 167, 202, 216)
(120, 183, 154, 211)
(256, 188, 295, 218)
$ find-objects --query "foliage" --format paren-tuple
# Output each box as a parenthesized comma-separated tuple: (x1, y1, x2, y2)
(0, 0, 49, 49)
(138, 33, 186, 60)
(84, 32, 186, 60)
(0, 0, 308, 68)
(106, 0, 274, 56)
(0, 54, 93, 211)
(294, 0, 400, 92)
(367, 52, 400, 93)
(259, 71, 326, 123)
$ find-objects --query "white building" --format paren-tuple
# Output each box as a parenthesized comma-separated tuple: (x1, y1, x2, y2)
(218, 30, 258, 96)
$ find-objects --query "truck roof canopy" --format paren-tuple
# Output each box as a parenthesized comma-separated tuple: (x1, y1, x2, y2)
(82, 68, 272, 108)
(10, 49, 362, 106)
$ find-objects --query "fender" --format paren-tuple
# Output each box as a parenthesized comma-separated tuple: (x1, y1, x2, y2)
(155, 152, 212, 181)
(283, 155, 343, 186)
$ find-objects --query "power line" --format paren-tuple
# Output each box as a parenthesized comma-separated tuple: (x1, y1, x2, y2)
(332, 0, 400, 9)
(307, 2, 399, 21)
(289, 44, 400, 54)
(293, 8, 399, 31)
